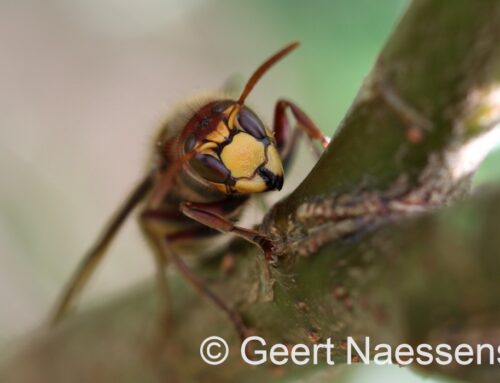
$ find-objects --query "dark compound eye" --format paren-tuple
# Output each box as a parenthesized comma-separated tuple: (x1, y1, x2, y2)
(190, 153, 231, 184)
(238, 107, 266, 139)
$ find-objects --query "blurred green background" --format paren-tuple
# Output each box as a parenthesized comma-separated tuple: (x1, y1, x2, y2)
(1, 0, 498, 381)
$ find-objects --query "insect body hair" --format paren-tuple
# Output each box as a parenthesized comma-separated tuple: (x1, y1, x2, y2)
(155, 91, 230, 146)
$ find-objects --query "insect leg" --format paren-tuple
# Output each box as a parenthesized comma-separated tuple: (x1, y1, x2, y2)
(160, 234, 249, 341)
(179, 201, 274, 261)
(179, 200, 276, 314)
(49, 174, 153, 326)
(138, 210, 174, 326)
(273, 99, 330, 161)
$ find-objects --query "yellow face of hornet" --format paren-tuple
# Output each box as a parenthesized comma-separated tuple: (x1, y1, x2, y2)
(188, 101, 284, 194)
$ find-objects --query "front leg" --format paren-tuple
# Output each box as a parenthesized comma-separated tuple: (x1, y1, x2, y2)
(180, 201, 274, 262)
(180, 200, 277, 312)
(273, 99, 330, 162)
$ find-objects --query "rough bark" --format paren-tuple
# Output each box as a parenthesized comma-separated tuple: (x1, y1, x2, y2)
(2, 0, 500, 382)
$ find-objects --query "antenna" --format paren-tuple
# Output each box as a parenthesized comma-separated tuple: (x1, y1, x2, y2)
(237, 41, 300, 106)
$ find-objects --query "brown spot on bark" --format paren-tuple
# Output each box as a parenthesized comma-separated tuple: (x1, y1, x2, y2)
(295, 301, 308, 311)
(308, 330, 321, 343)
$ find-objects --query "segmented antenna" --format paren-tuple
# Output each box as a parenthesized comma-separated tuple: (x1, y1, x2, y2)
(237, 41, 300, 106)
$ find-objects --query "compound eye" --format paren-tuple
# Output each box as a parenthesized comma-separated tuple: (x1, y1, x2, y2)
(238, 107, 266, 139)
(190, 153, 231, 184)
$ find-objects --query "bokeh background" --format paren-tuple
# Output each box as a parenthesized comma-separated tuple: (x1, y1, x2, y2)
(1, 1, 498, 381)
